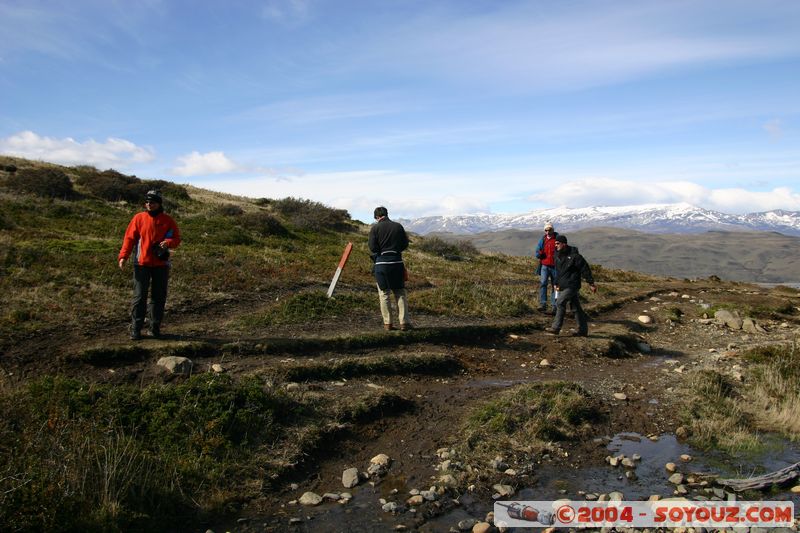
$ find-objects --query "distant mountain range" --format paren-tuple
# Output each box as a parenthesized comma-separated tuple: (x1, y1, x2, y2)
(400, 203, 800, 236)
(445, 227, 800, 283)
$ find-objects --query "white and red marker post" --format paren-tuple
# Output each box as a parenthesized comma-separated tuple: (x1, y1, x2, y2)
(326, 242, 353, 298)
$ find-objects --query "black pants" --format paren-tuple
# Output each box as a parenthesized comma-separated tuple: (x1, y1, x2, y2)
(131, 265, 169, 332)
(551, 287, 588, 334)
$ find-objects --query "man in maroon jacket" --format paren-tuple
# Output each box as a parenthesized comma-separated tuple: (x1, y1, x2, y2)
(118, 190, 181, 340)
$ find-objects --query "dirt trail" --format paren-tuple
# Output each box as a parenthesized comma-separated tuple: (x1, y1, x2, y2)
(5, 281, 799, 532)
(198, 283, 800, 532)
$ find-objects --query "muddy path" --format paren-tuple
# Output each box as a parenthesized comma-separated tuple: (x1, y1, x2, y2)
(4, 281, 799, 532)
(200, 283, 799, 532)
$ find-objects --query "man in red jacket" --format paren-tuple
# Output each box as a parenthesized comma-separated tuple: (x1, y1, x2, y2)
(118, 190, 181, 340)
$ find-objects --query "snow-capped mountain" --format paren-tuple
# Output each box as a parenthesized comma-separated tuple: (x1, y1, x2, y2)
(399, 203, 800, 236)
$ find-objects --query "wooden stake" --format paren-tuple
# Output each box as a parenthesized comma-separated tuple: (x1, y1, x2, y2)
(327, 242, 353, 298)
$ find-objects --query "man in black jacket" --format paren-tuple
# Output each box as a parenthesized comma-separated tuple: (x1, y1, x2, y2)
(545, 235, 597, 337)
(368, 206, 412, 330)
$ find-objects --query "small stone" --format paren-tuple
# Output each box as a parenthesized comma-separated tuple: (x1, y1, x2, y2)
(285, 382, 300, 391)
(665, 462, 677, 473)
(490, 456, 508, 471)
(371, 453, 391, 466)
(608, 491, 624, 501)
(299, 492, 323, 506)
(669, 473, 685, 485)
(613, 392, 628, 401)
(473, 523, 492, 533)
(382, 502, 399, 513)
(439, 474, 458, 486)
(539, 359, 551, 367)
(675, 426, 688, 439)
(458, 518, 478, 530)
(289, 517, 303, 525)
(157, 356, 193, 375)
(503, 468, 516, 476)
(420, 490, 437, 501)
(211, 363, 225, 373)
(621, 458, 636, 468)
(406, 495, 424, 506)
(492, 484, 514, 497)
(638, 315, 653, 324)
(342, 467, 360, 488)
(790, 485, 800, 494)
(680, 454, 693, 462)
(322, 492, 340, 501)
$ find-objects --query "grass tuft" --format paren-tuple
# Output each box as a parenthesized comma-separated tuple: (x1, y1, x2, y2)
(459, 381, 603, 467)
(281, 353, 462, 381)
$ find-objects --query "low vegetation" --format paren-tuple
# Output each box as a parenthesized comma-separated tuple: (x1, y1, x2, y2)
(280, 353, 462, 382)
(416, 236, 479, 259)
(460, 381, 604, 467)
(681, 343, 800, 453)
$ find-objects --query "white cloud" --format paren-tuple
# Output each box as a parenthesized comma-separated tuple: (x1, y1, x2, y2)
(531, 178, 800, 214)
(171, 151, 240, 176)
(0, 130, 155, 167)
(181, 169, 497, 221)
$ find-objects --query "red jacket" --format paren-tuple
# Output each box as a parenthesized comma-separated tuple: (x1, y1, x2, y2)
(118, 211, 181, 267)
(535, 232, 558, 267)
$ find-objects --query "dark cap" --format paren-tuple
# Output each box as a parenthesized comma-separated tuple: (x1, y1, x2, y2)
(145, 190, 162, 204)
(555, 235, 568, 244)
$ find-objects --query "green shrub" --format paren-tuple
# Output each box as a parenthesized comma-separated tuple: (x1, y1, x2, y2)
(240, 211, 288, 237)
(216, 203, 244, 216)
(207, 228, 255, 246)
(417, 236, 478, 259)
(272, 197, 353, 231)
(74, 168, 141, 202)
(0, 374, 300, 531)
(7, 167, 75, 199)
(73, 168, 189, 207)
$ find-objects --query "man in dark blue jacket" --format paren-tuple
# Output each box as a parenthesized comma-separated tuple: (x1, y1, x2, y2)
(545, 235, 597, 337)
(368, 206, 412, 330)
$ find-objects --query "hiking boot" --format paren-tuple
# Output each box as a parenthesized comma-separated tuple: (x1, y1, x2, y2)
(537, 306, 547, 313)
(400, 323, 413, 331)
(571, 331, 588, 337)
(148, 326, 161, 338)
(384, 324, 396, 331)
(549, 308, 557, 316)
(544, 328, 560, 336)
(130, 329, 142, 341)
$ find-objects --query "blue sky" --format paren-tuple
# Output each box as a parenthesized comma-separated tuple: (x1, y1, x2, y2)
(1, 0, 799, 222)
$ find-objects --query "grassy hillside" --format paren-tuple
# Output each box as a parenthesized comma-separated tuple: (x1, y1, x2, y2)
(444, 227, 800, 283)
(0, 157, 660, 531)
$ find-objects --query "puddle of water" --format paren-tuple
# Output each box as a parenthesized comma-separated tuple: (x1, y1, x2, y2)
(529, 432, 800, 501)
(466, 378, 527, 388)
(253, 432, 800, 531)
